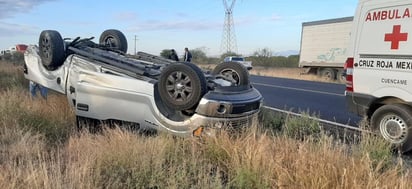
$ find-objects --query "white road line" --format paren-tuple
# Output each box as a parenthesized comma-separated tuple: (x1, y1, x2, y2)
(252, 82, 345, 97)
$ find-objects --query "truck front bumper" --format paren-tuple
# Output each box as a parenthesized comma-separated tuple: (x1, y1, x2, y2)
(168, 87, 263, 137)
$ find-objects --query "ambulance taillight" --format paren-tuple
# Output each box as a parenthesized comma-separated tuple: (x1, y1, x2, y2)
(345, 57, 354, 92)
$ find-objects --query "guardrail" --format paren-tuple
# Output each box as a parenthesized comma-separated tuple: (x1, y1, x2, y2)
(261, 106, 372, 144)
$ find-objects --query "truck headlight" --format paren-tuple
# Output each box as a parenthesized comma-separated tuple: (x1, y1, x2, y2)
(196, 99, 232, 117)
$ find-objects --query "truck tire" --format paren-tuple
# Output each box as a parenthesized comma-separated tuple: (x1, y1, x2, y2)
(318, 68, 336, 81)
(38, 30, 66, 70)
(212, 62, 250, 86)
(371, 104, 412, 152)
(158, 63, 207, 111)
(99, 29, 128, 53)
(336, 69, 346, 83)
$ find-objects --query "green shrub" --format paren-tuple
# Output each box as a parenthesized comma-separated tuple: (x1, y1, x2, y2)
(259, 108, 284, 132)
(283, 113, 322, 140)
(354, 133, 393, 171)
(260, 108, 322, 139)
(231, 167, 269, 189)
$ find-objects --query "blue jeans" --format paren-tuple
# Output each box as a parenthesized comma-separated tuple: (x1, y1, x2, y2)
(29, 81, 48, 99)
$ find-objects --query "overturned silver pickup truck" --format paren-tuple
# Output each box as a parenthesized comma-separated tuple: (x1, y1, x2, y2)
(23, 29, 263, 136)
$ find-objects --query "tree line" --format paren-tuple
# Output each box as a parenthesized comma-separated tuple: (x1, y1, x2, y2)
(160, 47, 299, 68)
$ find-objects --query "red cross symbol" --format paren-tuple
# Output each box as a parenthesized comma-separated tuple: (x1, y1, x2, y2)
(385, 25, 408, 50)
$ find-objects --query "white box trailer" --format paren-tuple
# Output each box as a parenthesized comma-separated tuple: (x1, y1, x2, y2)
(299, 17, 353, 82)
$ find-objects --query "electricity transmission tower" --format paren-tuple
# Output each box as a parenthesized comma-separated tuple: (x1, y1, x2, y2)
(220, 0, 238, 54)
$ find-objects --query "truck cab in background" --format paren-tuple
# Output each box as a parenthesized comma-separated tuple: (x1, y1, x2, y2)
(345, 0, 412, 152)
(0, 44, 27, 56)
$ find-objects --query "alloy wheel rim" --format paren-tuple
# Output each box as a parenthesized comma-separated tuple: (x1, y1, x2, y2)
(166, 71, 193, 102)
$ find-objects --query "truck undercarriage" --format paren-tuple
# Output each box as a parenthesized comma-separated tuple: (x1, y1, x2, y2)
(24, 29, 263, 136)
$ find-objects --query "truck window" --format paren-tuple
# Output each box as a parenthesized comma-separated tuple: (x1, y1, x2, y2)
(231, 57, 244, 61)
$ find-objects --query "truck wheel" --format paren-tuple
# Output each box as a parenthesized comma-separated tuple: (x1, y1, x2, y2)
(318, 68, 336, 81)
(38, 30, 66, 70)
(212, 62, 250, 86)
(371, 104, 412, 152)
(158, 63, 207, 111)
(99, 29, 128, 53)
(336, 69, 346, 83)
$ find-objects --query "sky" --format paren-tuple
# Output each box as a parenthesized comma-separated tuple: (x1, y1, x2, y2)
(0, 0, 358, 57)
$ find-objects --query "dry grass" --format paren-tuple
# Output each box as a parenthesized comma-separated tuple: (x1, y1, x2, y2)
(1, 61, 411, 188)
(1, 125, 411, 188)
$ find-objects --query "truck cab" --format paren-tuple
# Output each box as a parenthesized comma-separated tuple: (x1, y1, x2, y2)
(223, 56, 253, 70)
(345, 0, 412, 152)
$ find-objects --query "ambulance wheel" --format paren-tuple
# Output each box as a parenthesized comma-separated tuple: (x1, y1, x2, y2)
(158, 63, 207, 111)
(371, 104, 412, 153)
(212, 62, 250, 86)
(38, 30, 66, 70)
(99, 29, 128, 53)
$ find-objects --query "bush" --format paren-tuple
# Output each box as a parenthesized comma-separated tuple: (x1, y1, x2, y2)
(354, 133, 393, 171)
(0, 52, 25, 65)
(247, 55, 299, 68)
(160, 49, 173, 59)
(259, 108, 321, 139)
(259, 108, 284, 132)
(283, 113, 322, 140)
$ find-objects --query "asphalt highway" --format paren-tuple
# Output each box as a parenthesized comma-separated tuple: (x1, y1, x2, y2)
(250, 75, 362, 126)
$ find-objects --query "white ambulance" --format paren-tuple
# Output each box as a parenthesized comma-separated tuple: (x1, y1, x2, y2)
(346, 0, 412, 152)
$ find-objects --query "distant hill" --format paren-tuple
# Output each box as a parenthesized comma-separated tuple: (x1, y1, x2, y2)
(273, 50, 299, 57)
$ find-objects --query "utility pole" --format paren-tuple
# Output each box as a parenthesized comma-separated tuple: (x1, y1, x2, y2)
(220, 0, 238, 54)
(134, 35, 138, 55)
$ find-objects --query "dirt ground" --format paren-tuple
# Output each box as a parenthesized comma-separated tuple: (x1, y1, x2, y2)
(250, 66, 322, 81)
(199, 64, 339, 83)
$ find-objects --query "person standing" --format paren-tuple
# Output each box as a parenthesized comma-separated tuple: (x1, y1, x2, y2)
(183, 47, 192, 62)
(29, 81, 48, 99)
(168, 49, 179, 61)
